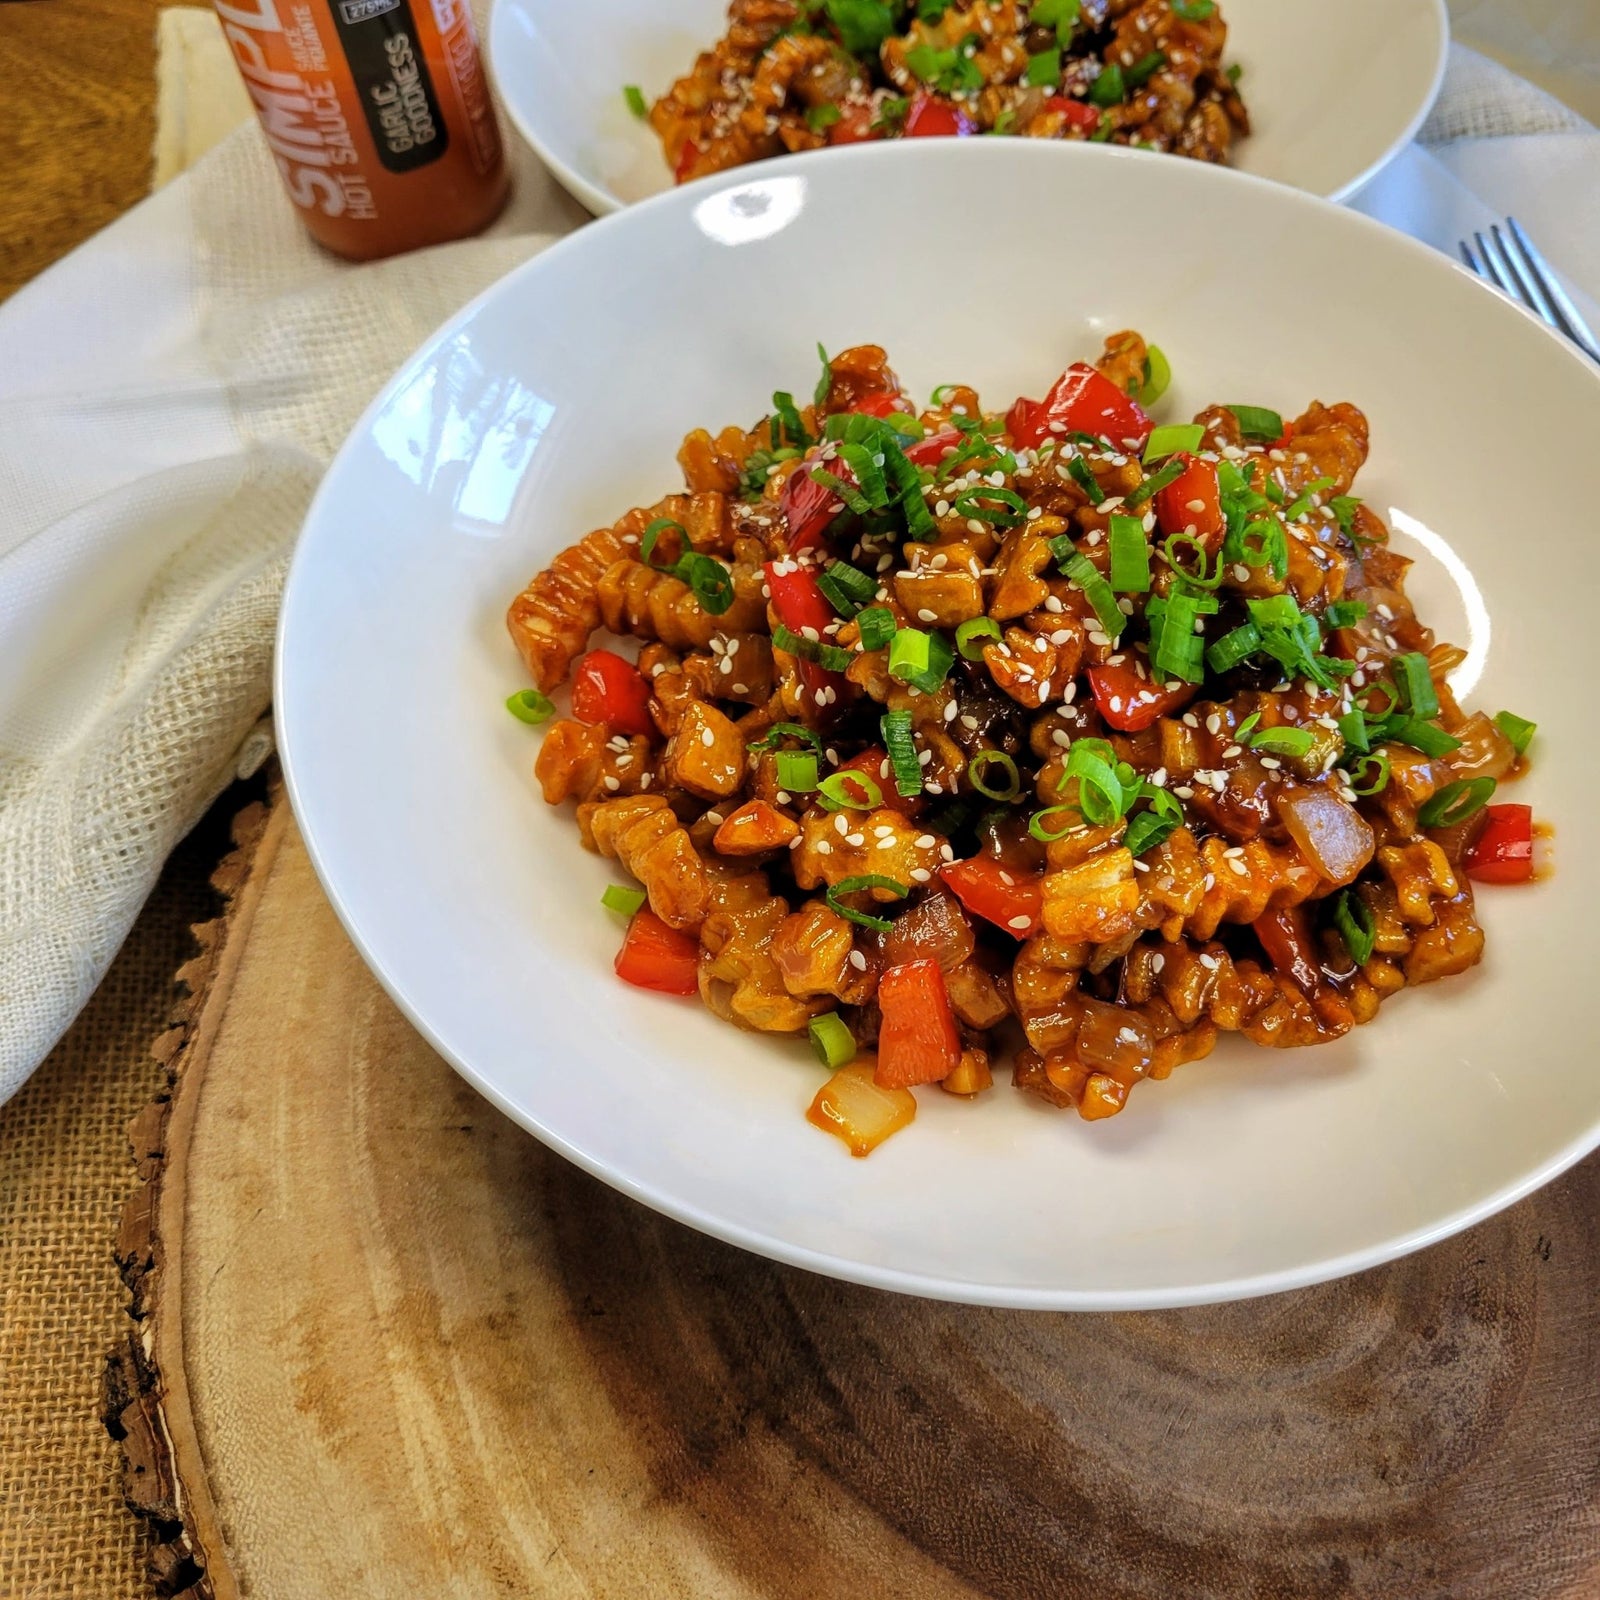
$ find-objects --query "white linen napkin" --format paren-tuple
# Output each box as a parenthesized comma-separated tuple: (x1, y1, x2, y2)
(0, 43, 1594, 1101)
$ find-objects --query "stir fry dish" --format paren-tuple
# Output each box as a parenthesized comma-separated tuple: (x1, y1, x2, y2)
(505, 337, 1538, 1156)
(625, 0, 1248, 185)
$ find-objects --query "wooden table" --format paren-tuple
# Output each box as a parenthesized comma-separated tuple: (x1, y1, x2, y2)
(0, 0, 163, 303)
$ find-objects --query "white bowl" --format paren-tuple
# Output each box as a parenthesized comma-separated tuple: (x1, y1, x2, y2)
(488, 0, 1449, 212)
(278, 142, 1599, 1310)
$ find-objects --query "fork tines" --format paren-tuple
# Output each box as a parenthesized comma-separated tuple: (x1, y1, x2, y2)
(1461, 217, 1600, 362)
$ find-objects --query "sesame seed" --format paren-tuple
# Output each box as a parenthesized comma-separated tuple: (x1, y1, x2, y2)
(1173, 785, 1194, 799)
(1118, 1026, 1139, 1043)
(910, 867, 932, 882)
(700, 728, 715, 747)
(1228, 858, 1248, 876)
(1198, 953, 1219, 970)
(917, 609, 938, 623)
(816, 840, 832, 854)
(849, 950, 868, 971)
(776, 790, 791, 805)
(1008, 915, 1031, 931)
(603, 776, 620, 792)
(1260, 756, 1282, 770)
(846, 833, 865, 847)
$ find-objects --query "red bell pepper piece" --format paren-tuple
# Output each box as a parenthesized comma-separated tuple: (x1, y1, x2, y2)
(1465, 804, 1534, 884)
(764, 558, 847, 708)
(571, 649, 654, 737)
(904, 93, 975, 139)
(827, 105, 882, 145)
(851, 390, 908, 418)
(614, 909, 700, 995)
(1010, 363, 1153, 452)
(1043, 95, 1102, 133)
(1086, 660, 1196, 733)
(836, 748, 923, 817)
(673, 140, 701, 184)
(1154, 453, 1223, 540)
(1253, 905, 1324, 998)
(778, 460, 845, 552)
(874, 959, 963, 1089)
(902, 426, 962, 467)
(940, 856, 1043, 937)
(1005, 395, 1037, 443)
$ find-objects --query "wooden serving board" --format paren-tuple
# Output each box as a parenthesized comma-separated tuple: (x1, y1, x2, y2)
(105, 773, 1600, 1600)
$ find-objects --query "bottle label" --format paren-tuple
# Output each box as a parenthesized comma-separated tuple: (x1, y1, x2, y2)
(327, 0, 449, 172)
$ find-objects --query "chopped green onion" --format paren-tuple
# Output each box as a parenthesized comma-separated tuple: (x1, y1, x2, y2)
(1137, 344, 1172, 407)
(819, 770, 882, 810)
(1162, 531, 1223, 589)
(1333, 889, 1375, 965)
(1330, 495, 1362, 537)
(1144, 423, 1204, 462)
(1126, 457, 1185, 508)
(1125, 49, 1166, 90)
(1323, 600, 1367, 630)
(1063, 740, 1134, 826)
(776, 751, 819, 793)
(1494, 710, 1536, 755)
(1028, 804, 1081, 842)
(1089, 62, 1125, 106)
(1283, 476, 1335, 523)
(881, 709, 923, 798)
(856, 607, 897, 651)
(1336, 709, 1369, 753)
(1261, 475, 1286, 506)
(679, 553, 735, 615)
(808, 467, 871, 519)
(602, 884, 647, 916)
(1108, 514, 1152, 593)
(805, 103, 842, 133)
(1031, 0, 1080, 41)
(748, 722, 823, 752)
(1418, 777, 1497, 829)
(1226, 61, 1243, 83)
(814, 343, 833, 407)
(771, 391, 811, 450)
(506, 688, 555, 725)
(1226, 405, 1284, 442)
(952, 484, 1029, 528)
(809, 1013, 857, 1070)
(968, 750, 1021, 802)
(823, 0, 899, 55)
(1251, 726, 1315, 758)
(1382, 716, 1459, 759)
(1172, 0, 1215, 16)
(1247, 594, 1302, 632)
(1345, 751, 1391, 796)
(1025, 46, 1061, 86)
(640, 517, 686, 569)
(1055, 545, 1125, 640)
(623, 85, 648, 119)
(1392, 653, 1440, 720)
(817, 560, 876, 617)
(1233, 711, 1262, 742)
(1206, 623, 1261, 675)
(1067, 453, 1105, 505)
(887, 627, 954, 693)
(1126, 784, 1183, 856)
(825, 874, 909, 934)
(1153, 591, 1209, 684)
(1090, 112, 1115, 142)
(773, 624, 852, 673)
(955, 617, 1002, 661)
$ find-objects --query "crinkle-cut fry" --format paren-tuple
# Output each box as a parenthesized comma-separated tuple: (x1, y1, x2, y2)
(583, 793, 709, 931)
(700, 896, 827, 1033)
(597, 558, 768, 653)
(679, 425, 760, 496)
(535, 720, 606, 805)
(771, 899, 872, 1003)
(988, 525, 1058, 620)
(1094, 331, 1148, 398)
(1041, 848, 1140, 943)
(882, 0, 1027, 93)
(1181, 834, 1323, 941)
(663, 701, 746, 800)
(506, 522, 631, 692)
(1376, 839, 1458, 926)
(791, 808, 944, 893)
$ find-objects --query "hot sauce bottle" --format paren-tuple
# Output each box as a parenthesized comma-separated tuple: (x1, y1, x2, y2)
(214, 0, 510, 260)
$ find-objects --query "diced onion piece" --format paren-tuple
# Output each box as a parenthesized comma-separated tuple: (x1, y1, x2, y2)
(807, 1059, 916, 1157)
(1276, 787, 1375, 888)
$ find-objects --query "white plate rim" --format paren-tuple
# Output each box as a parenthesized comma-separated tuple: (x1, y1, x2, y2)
(276, 140, 1600, 1312)
(485, 0, 1451, 215)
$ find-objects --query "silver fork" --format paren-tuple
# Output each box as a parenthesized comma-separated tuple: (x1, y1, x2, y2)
(1459, 217, 1600, 363)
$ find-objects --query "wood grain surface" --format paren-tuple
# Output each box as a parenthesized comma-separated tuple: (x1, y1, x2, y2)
(108, 778, 1600, 1600)
(0, 0, 164, 302)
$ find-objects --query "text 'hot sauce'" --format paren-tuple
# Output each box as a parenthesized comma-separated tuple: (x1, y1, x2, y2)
(215, 0, 509, 260)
